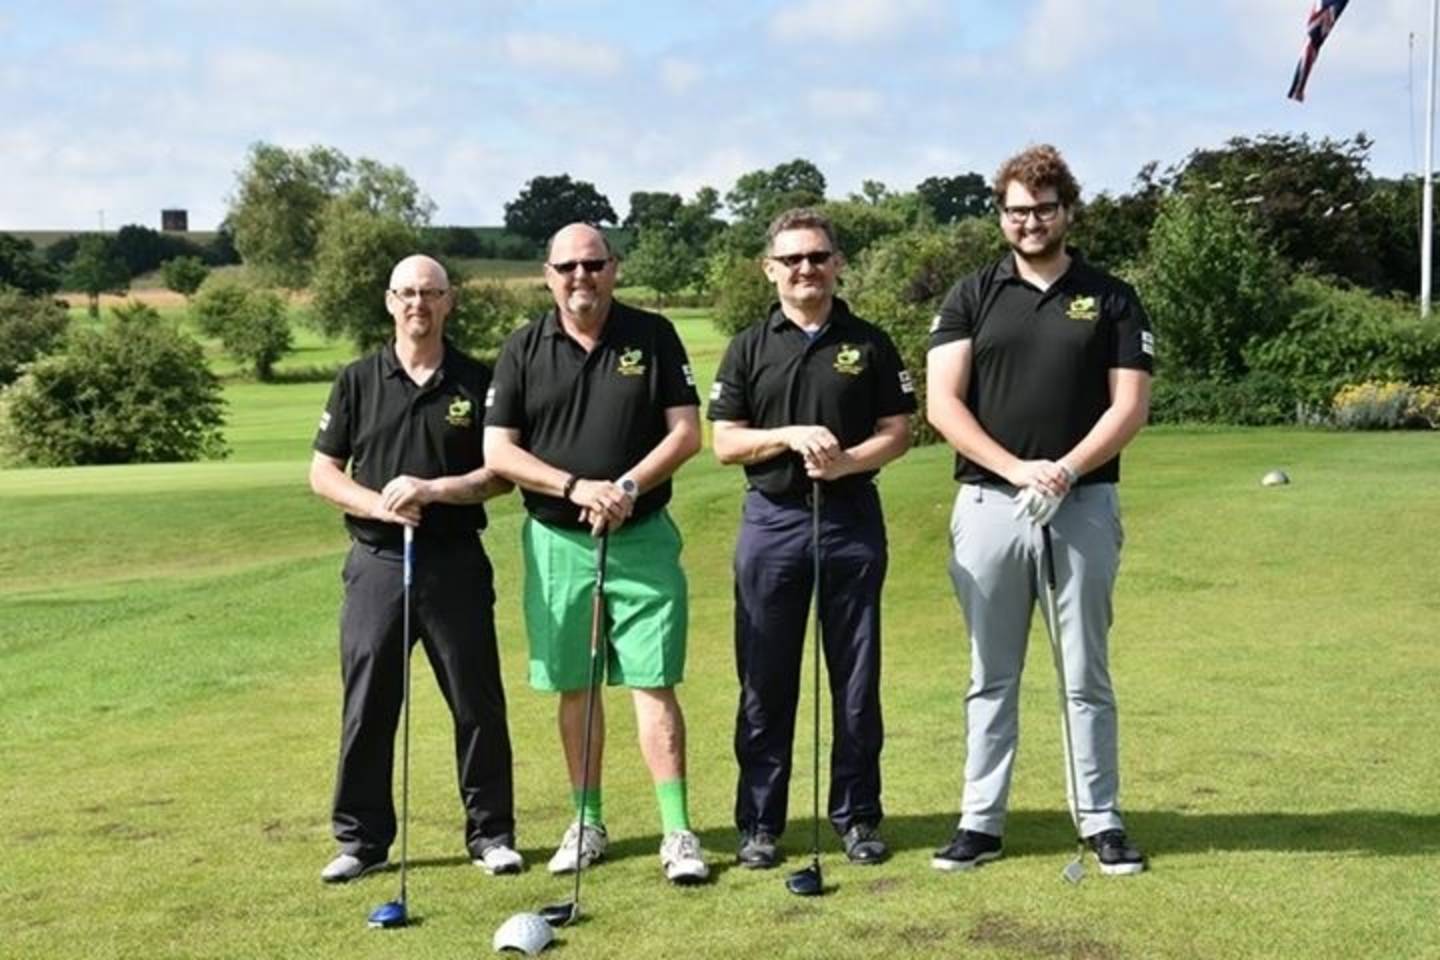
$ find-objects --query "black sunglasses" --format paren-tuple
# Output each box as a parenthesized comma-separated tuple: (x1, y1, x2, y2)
(768, 250, 835, 268)
(548, 258, 611, 275)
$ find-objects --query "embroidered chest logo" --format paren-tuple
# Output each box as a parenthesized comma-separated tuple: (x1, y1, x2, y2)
(1066, 295, 1099, 322)
(617, 347, 647, 377)
(446, 397, 473, 427)
(833, 344, 864, 375)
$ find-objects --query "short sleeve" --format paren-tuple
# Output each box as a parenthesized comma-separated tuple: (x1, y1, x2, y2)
(870, 329, 918, 417)
(1109, 283, 1155, 373)
(654, 319, 701, 408)
(313, 370, 352, 459)
(927, 277, 978, 350)
(483, 334, 527, 428)
(706, 331, 753, 422)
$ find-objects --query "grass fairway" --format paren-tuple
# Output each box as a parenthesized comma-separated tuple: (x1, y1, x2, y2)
(4, 338, 1438, 957)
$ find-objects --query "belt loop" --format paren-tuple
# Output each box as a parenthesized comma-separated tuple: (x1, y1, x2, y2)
(972, 484, 984, 503)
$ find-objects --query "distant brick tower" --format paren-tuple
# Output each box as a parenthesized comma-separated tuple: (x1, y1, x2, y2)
(161, 209, 189, 232)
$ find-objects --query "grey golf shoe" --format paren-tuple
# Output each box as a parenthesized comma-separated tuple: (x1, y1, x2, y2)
(547, 821, 608, 874)
(320, 852, 387, 883)
(660, 829, 710, 885)
(737, 830, 781, 869)
(841, 823, 889, 865)
(473, 839, 525, 875)
(931, 829, 1003, 872)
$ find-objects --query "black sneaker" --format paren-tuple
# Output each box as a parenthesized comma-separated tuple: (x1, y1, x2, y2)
(737, 830, 781, 869)
(931, 829, 1002, 872)
(1085, 829, 1146, 876)
(841, 823, 889, 865)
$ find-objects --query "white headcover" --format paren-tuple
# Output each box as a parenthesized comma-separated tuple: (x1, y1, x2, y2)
(493, 912, 555, 956)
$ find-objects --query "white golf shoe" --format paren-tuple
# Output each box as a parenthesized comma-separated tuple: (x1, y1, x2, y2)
(320, 852, 387, 883)
(660, 829, 710, 885)
(546, 821, 608, 874)
(473, 840, 525, 875)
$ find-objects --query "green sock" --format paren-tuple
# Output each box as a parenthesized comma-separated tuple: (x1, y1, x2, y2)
(656, 778, 690, 834)
(571, 787, 604, 827)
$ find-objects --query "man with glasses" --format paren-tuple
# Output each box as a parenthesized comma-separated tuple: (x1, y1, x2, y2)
(708, 208, 914, 869)
(926, 145, 1153, 875)
(311, 254, 522, 883)
(483, 222, 710, 885)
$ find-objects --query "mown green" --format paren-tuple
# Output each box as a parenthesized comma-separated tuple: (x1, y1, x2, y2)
(3, 315, 1437, 959)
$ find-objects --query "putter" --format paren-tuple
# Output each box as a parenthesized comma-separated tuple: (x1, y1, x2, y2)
(784, 482, 824, 898)
(540, 530, 610, 927)
(369, 524, 415, 928)
(1040, 524, 1088, 885)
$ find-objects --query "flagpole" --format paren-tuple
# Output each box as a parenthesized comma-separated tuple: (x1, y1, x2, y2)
(1423, 0, 1437, 316)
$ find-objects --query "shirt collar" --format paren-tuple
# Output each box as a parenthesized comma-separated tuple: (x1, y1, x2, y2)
(380, 338, 451, 384)
(998, 247, 1090, 289)
(766, 296, 855, 334)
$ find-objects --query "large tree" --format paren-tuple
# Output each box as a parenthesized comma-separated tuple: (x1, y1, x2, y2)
(191, 277, 293, 380)
(308, 198, 421, 351)
(0, 234, 62, 296)
(915, 172, 991, 223)
(503, 174, 617, 246)
(725, 158, 826, 224)
(623, 191, 684, 230)
(226, 143, 432, 288)
(63, 235, 129, 317)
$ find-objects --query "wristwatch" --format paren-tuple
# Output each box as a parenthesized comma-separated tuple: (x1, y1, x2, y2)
(618, 476, 639, 499)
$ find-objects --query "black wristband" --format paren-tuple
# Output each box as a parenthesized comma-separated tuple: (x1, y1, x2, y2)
(561, 474, 580, 502)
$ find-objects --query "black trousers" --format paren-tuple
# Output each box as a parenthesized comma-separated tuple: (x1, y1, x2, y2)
(332, 537, 515, 860)
(732, 486, 888, 838)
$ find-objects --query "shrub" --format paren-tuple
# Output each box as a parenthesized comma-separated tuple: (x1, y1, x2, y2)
(1, 302, 226, 465)
(0, 287, 69, 386)
(191, 277, 293, 380)
(161, 255, 211, 299)
(1149, 373, 1301, 426)
(449, 281, 548, 361)
(1248, 275, 1440, 409)
(1331, 381, 1439, 429)
(707, 251, 774, 336)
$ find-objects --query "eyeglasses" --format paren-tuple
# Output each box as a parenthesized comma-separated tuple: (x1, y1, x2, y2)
(1000, 202, 1062, 224)
(390, 287, 448, 302)
(768, 250, 835, 268)
(548, 258, 611, 275)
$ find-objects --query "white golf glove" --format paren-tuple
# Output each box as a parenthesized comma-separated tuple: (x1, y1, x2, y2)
(1014, 486, 1065, 527)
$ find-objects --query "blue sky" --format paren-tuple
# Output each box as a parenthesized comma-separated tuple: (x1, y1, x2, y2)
(0, 0, 1428, 230)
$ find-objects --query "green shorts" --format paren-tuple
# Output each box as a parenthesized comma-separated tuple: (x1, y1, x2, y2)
(522, 510, 688, 692)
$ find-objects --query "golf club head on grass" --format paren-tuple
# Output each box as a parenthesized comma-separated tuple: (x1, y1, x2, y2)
(367, 899, 408, 929)
(784, 861, 823, 897)
(1061, 857, 1085, 885)
(538, 900, 578, 927)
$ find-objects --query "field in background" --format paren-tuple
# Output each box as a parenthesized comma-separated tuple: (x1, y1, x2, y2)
(2, 309, 1437, 958)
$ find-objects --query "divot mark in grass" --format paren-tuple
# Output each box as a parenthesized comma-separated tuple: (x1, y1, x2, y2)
(968, 913, 1120, 960)
(865, 877, 902, 895)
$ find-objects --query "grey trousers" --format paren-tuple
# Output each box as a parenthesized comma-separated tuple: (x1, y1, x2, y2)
(948, 482, 1127, 838)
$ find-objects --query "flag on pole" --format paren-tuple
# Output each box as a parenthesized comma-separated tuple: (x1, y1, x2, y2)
(1287, 0, 1351, 101)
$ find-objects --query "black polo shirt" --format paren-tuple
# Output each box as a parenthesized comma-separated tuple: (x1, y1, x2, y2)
(484, 300, 700, 528)
(707, 297, 917, 498)
(928, 250, 1154, 486)
(314, 339, 491, 549)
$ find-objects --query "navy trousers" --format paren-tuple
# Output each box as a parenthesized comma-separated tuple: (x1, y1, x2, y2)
(333, 536, 515, 860)
(732, 485, 887, 837)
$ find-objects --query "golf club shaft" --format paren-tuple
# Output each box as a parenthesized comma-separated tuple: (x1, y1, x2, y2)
(1040, 525, 1085, 844)
(400, 524, 413, 904)
(572, 530, 609, 916)
(809, 482, 822, 867)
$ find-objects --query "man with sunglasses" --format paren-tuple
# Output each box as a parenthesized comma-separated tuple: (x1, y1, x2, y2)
(926, 145, 1153, 876)
(709, 208, 914, 869)
(484, 222, 710, 885)
(310, 254, 522, 883)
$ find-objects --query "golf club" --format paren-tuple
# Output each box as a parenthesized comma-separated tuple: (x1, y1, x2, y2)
(369, 523, 415, 928)
(540, 529, 609, 928)
(1040, 524, 1088, 885)
(784, 481, 824, 898)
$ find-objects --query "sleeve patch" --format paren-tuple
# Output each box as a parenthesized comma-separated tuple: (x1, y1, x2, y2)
(317, 411, 331, 431)
(898, 369, 915, 394)
(485, 385, 497, 407)
(682, 363, 695, 386)
(708, 381, 723, 401)
(1140, 331, 1155, 356)
(929, 313, 942, 333)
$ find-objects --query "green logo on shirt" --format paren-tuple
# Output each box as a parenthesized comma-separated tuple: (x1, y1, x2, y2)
(834, 344, 863, 375)
(617, 348, 647, 377)
(446, 397, 473, 427)
(1067, 296, 1099, 322)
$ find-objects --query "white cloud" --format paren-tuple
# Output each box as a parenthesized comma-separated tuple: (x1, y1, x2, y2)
(805, 86, 884, 118)
(770, 0, 939, 44)
(61, 41, 187, 73)
(502, 32, 624, 77)
(1018, 0, 1161, 72)
(659, 57, 701, 95)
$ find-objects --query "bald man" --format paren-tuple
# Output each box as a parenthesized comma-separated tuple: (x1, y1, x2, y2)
(311, 254, 522, 883)
(484, 224, 710, 885)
